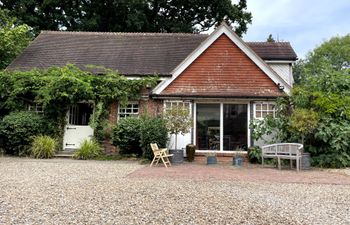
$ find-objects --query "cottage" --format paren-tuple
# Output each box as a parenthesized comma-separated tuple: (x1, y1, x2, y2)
(7, 23, 297, 153)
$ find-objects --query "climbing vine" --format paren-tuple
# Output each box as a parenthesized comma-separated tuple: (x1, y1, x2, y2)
(0, 64, 158, 145)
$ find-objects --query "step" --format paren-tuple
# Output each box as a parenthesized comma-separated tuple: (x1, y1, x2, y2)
(55, 152, 74, 158)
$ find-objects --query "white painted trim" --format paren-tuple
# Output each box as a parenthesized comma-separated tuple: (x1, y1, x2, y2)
(220, 103, 224, 152)
(196, 150, 247, 154)
(193, 102, 197, 145)
(247, 103, 251, 148)
(152, 23, 292, 95)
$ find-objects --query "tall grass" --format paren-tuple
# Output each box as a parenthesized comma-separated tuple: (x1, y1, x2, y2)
(31, 135, 57, 158)
(73, 139, 102, 160)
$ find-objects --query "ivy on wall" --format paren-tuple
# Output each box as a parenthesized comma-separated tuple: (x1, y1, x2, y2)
(0, 65, 158, 145)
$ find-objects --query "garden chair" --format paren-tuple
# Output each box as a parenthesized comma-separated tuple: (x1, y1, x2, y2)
(150, 143, 173, 168)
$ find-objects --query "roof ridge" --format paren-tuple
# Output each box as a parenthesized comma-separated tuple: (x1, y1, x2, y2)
(40, 30, 209, 37)
(246, 41, 291, 44)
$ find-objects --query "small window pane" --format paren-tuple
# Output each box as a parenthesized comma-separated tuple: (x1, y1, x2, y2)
(268, 104, 274, 110)
(256, 111, 262, 118)
(256, 104, 261, 110)
(262, 104, 268, 110)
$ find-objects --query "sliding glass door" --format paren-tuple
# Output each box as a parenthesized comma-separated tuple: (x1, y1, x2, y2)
(223, 104, 247, 150)
(196, 104, 220, 150)
(196, 103, 247, 151)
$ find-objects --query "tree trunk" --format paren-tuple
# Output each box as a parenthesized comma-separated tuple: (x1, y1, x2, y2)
(175, 134, 178, 150)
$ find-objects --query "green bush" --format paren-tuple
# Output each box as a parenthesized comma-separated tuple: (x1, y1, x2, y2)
(73, 139, 102, 160)
(186, 144, 196, 162)
(31, 135, 57, 158)
(112, 117, 142, 156)
(247, 146, 262, 164)
(140, 117, 168, 160)
(0, 111, 48, 155)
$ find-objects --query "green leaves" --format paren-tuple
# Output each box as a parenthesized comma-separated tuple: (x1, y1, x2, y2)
(1, 0, 252, 35)
(0, 9, 33, 69)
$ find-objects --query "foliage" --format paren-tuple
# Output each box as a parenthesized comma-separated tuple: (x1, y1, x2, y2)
(253, 34, 350, 168)
(0, 9, 33, 69)
(266, 34, 275, 42)
(289, 108, 319, 144)
(186, 144, 196, 162)
(0, 65, 157, 146)
(0, 111, 48, 155)
(112, 117, 143, 156)
(164, 105, 192, 150)
(247, 146, 262, 164)
(31, 135, 57, 159)
(2, 0, 252, 36)
(73, 139, 102, 160)
(140, 116, 169, 160)
(293, 34, 350, 84)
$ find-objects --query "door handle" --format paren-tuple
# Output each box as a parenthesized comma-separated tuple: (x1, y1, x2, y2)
(65, 143, 76, 146)
(66, 127, 77, 130)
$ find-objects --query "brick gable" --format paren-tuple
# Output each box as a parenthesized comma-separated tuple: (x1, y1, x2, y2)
(161, 34, 284, 97)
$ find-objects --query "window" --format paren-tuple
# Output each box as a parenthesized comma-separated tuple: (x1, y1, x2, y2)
(164, 101, 190, 112)
(118, 102, 139, 119)
(27, 103, 44, 114)
(254, 102, 275, 119)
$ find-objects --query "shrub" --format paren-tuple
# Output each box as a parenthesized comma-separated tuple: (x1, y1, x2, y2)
(73, 139, 102, 160)
(31, 135, 57, 158)
(140, 117, 168, 160)
(112, 117, 142, 156)
(0, 111, 48, 155)
(186, 144, 196, 162)
(247, 146, 262, 164)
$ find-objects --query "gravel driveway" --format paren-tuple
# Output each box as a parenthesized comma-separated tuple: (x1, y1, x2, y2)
(0, 157, 349, 225)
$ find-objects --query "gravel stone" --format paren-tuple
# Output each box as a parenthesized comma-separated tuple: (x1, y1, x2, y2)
(0, 157, 349, 225)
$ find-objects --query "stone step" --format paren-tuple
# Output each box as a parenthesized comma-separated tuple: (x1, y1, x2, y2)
(55, 152, 74, 158)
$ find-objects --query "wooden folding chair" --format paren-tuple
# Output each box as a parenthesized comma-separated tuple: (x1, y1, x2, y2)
(150, 143, 173, 168)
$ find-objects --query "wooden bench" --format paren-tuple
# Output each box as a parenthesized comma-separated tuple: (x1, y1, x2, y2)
(262, 143, 303, 171)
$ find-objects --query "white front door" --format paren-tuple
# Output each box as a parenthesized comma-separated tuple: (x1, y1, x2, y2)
(63, 103, 94, 150)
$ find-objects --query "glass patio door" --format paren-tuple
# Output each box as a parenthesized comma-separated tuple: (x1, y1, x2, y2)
(196, 103, 248, 151)
(196, 104, 220, 150)
(223, 104, 247, 150)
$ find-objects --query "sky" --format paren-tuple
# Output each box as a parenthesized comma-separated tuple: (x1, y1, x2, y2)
(242, 0, 350, 59)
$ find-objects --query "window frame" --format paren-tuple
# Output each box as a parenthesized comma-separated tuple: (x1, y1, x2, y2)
(163, 100, 191, 114)
(253, 102, 276, 119)
(118, 102, 140, 119)
(27, 103, 44, 114)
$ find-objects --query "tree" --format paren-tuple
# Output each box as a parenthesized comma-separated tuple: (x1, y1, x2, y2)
(293, 34, 350, 84)
(266, 34, 275, 42)
(2, 0, 252, 36)
(0, 9, 33, 69)
(253, 34, 350, 168)
(164, 105, 192, 150)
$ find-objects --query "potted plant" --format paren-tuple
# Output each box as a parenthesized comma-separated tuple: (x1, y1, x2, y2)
(164, 104, 192, 164)
(206, 152, 217, 165)
(186, 144, 196, 162)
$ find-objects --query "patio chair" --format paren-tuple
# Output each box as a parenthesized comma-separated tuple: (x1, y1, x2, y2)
(150, 143, 173, 168)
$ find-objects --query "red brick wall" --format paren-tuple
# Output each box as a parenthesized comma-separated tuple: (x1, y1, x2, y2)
(162, 34, 283, 97)
(104, 99, 163, 155)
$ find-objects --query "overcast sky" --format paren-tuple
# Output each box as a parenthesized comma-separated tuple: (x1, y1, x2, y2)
(242, 0, 350, 59)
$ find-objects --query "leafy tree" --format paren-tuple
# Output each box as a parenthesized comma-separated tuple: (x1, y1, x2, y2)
(164, 104, 192, 150)
(266, 34, 275, 42)
(253, 34, 350, 168)
(0, 9, 32, 69)
(2, 0, 252, 36)
(294, 34, 350, 84)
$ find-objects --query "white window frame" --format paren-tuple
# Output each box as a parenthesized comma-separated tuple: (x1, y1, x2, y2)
(118, 102, 139, 119)
(253, 102, 276, 119)
(163, 100, 191, 113)
(27, 103, 44, 114)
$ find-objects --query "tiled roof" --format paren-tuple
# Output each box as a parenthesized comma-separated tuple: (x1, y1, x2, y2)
(7, 31, 297, 75)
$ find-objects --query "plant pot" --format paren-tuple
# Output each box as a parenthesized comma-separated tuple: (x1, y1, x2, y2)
(169, 149, 184, 164)
(186, 144, 196, 162)
(301, 152, 311, 170)
(207, 156, 217, 165)
(233, 156, 243, 167)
